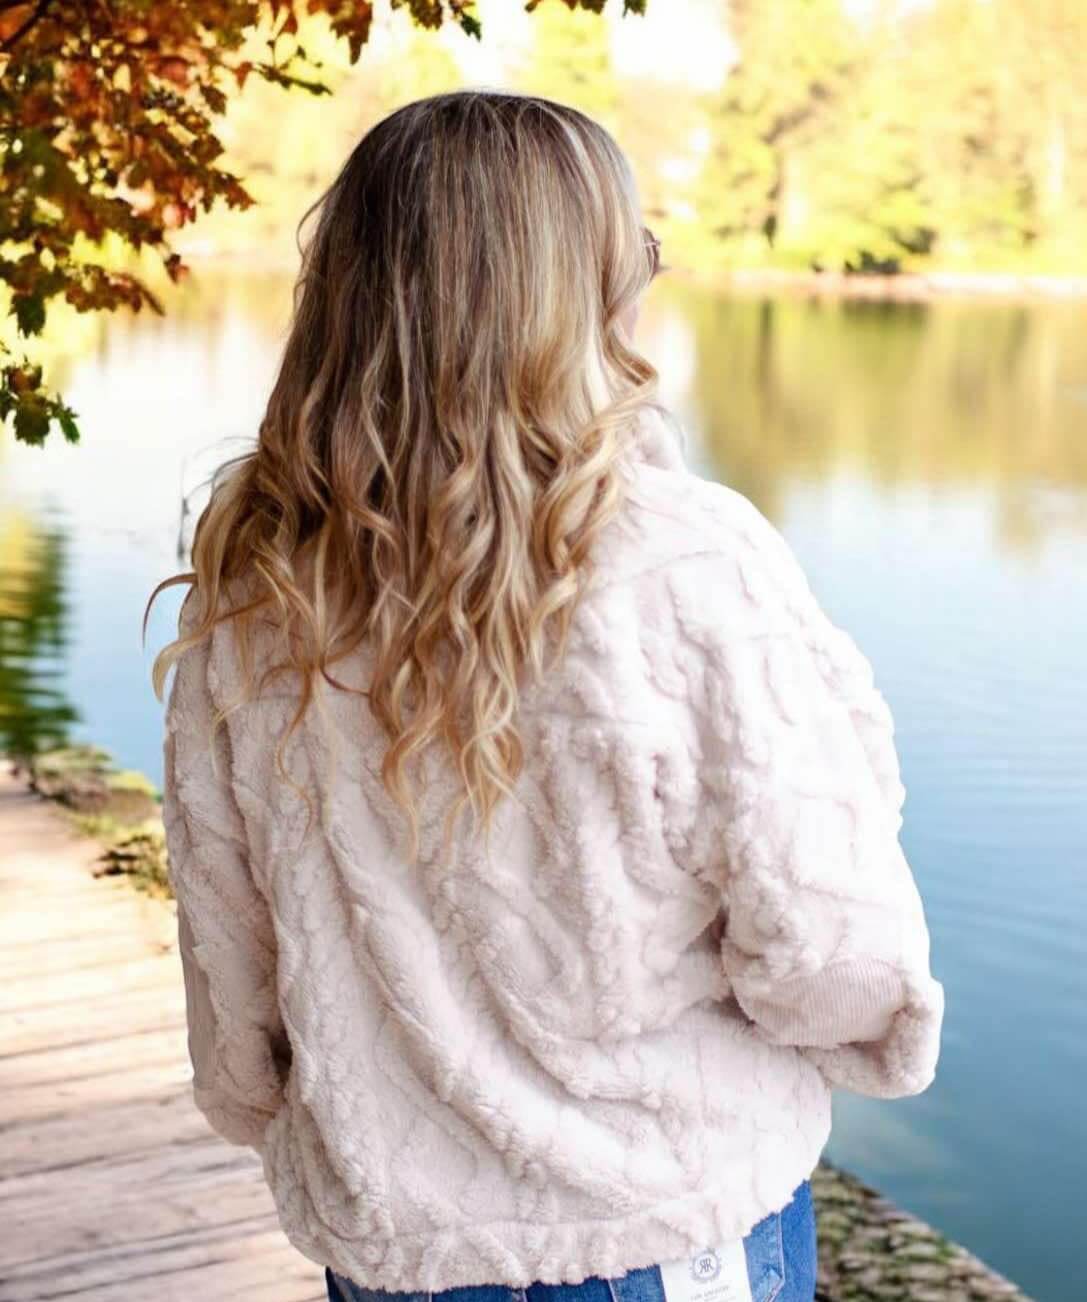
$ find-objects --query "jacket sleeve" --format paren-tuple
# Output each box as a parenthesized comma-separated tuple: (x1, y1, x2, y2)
(161, 595, 288, 1147)
(699, 496, 944, 1099)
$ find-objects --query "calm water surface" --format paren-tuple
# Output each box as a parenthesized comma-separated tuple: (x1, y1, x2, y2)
(2, 276, 1085, 1301)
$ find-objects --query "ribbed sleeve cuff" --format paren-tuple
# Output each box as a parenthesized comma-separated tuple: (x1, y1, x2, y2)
(732, 957, 945, 1099)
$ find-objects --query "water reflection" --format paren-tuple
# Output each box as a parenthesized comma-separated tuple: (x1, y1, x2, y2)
(0, 273, 1085, 1301)
(0, 511, 78, 760)
(674, 287, 1087, 548)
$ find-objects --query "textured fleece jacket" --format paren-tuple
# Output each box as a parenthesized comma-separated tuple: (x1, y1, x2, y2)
(161, 405, 944, 1293)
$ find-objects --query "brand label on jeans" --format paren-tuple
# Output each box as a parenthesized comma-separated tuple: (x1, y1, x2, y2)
(658, 1242, 752, 1302)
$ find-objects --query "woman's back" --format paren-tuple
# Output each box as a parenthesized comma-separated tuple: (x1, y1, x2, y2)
(162, 404, 942, 1292)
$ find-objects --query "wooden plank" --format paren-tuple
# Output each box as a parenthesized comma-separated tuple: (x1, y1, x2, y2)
(3, 1151, 277, 1259)
(0, 1056, 193, 1127)
(3, 1025, 192, 1093)
(6, 985, 187, 1057)
(1, 1087, 202, 1178)
(1, 920, 174, 959)
(0, 939, 177, 984)
(0, 955, 185, 1014)
(1, 1227, 324, 1302)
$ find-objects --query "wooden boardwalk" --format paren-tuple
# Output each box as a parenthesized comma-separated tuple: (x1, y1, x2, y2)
(0, 767, 325, 1302)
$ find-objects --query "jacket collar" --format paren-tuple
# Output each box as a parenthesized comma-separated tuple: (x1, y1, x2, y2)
(626, 405, 689, 472)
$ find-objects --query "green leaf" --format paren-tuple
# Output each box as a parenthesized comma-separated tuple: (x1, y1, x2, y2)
(13, 396, 50, 447)
(13, 294, 46, 337)
(58, 407, 81, 444)
(200, 83, 228, 114)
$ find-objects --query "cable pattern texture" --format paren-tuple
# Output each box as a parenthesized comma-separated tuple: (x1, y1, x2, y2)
(161, 407, 944, 1291)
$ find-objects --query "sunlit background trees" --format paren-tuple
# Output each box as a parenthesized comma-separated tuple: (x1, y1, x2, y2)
(189, 0, 1087, 281)
(4, 0, 1087, 445)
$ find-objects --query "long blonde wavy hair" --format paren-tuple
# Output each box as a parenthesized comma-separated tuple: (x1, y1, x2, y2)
(147, 89, 661, 855)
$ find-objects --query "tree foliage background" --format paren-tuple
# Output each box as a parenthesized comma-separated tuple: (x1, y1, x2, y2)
(3, 0, 1087, 447)
(691, 0, 1087, 276)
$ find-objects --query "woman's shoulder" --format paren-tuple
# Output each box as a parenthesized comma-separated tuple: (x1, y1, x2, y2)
(606, 454, 812, 618)
(174, 575, 297, 717)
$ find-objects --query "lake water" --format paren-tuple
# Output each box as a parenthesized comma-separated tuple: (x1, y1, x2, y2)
(2, 274, 1085, 1301)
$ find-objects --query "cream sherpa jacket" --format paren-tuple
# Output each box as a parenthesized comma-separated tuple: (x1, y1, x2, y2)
(161, 406, 944, 1293)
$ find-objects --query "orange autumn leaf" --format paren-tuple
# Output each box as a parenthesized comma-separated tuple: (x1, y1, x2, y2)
(155, 56, 190, 86)
(0, 4, 34, 43)
(66, 62, 95, 99)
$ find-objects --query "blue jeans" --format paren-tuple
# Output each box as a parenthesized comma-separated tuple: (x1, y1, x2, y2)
(326, 1180, 816, 1302)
